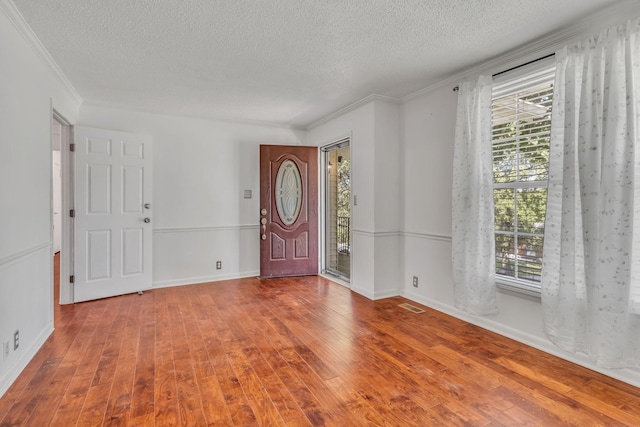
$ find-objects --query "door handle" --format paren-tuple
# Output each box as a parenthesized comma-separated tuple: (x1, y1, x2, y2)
(144, 218, 151, 223)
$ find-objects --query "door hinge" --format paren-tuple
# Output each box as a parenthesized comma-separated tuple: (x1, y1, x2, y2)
(70, 209, 75, 218)
(69, 275, 74, 284)
(70, 143, 75, 152)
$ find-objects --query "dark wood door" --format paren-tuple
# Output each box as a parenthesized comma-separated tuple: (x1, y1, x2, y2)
(260, 145, 318, 277)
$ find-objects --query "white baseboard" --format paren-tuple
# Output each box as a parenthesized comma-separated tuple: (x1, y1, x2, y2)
(373, 289, 401, 300)
(402, 289, 640, 388)
(152, 271, 260, 289)
(0, 322, 54, 398)
(350, 285, 375, 300)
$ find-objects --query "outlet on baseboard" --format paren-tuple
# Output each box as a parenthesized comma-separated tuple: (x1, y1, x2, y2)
(13, 330, 19, 351)
(3, 341, 9, 359)
(412, 276, 419, 287)
(216, 261, 222, 270)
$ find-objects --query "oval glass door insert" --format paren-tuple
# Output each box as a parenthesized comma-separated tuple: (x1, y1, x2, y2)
(275, 160, 302, 225)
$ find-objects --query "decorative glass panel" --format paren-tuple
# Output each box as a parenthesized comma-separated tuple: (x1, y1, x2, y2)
(275, 160, 302, 225)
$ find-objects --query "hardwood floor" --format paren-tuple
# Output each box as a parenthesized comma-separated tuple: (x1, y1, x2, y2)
(1, 255, 639, 426)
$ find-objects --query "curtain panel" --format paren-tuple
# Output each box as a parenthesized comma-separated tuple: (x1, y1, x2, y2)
(452, 75, 498, 315)
(542, 18, 640, 368)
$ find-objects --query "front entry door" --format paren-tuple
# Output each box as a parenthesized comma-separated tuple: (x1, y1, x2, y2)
(74, 127, 153, 302)
(260, 145, 318, 277)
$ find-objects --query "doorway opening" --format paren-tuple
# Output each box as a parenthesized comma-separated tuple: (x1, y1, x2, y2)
(322, 139, 351, 280)
(52, 111, 73, 305)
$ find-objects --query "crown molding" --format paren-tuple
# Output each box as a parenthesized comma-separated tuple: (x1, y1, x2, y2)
(83, 100, 307, 132)
(1, 0, 83, 105)
(306, 94, 401, 131)
(402, 0, 640, 102)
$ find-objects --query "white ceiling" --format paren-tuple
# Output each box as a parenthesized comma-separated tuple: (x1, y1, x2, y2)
(12, 0, 624, 128)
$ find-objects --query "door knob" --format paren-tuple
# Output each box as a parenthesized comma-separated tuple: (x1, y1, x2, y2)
(144, 218, 151, 223)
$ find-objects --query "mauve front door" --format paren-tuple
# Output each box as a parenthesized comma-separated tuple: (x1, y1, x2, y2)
(259, 145, 318, 277)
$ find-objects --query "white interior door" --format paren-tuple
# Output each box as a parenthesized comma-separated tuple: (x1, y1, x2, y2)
(74, 126, 153, 302)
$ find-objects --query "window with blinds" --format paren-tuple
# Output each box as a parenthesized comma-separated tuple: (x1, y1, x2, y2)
(492, 65, 555, 289)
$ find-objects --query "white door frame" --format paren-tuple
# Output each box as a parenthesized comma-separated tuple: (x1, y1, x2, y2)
(319, 134, 352, 286)
(52, 109, 74, 304)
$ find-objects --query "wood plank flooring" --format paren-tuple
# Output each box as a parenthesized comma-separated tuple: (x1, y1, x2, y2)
(1, 255, 639, 426)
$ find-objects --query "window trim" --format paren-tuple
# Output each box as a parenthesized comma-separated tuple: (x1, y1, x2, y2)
(491, 62, 556, 295)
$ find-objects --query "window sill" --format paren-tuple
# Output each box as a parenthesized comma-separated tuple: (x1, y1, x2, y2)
(496, 278, 541, 301)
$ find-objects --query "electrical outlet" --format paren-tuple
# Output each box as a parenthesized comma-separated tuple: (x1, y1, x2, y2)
(3, 341, 9, 360)
(216, 261, 222, 270)
(412, 276, 419, 287)
(13, 330, 19, 351)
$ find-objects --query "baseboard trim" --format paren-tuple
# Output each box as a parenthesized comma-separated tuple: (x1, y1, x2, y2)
(152, 271, 260, 289)
(0, 322, 54, 398)
(373, 289, 400, 300)
(350, 285, 375, 300)
(401, 289, 640, 388)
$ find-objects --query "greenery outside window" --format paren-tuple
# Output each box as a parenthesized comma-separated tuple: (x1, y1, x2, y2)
(492, 66, 555, 291)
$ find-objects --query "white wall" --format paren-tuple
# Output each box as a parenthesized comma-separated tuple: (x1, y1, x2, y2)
(401, 84, 457, 302)
(372, 100, 402, 298)
(0, 2, 80, 397)
(307, 98, 402, 299)
(79, 105, 306, 288)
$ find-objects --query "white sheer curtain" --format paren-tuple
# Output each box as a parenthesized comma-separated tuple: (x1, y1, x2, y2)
(452, 75, 498, 315)
(542, 18, 640, 368)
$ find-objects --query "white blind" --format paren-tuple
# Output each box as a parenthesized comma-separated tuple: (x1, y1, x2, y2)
(492, 65, 555, 286)
(492, 66, 555, 186)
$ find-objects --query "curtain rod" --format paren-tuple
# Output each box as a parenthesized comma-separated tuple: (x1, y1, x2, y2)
(452, 53, 555, 92)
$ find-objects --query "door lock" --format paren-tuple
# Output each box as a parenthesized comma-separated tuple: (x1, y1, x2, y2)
(144, 218, 151, 223)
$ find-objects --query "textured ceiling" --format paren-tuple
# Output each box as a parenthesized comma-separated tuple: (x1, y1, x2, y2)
(12, 0, 622, 127)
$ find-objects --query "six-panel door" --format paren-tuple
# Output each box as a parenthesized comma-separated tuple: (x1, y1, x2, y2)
(74, 127, 153, 302)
